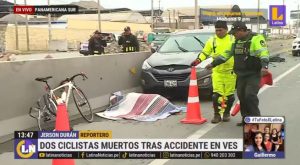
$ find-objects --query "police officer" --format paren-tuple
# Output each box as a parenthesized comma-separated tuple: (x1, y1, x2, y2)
(118, 26, 140, 52)
(206, 21, 270, 126)
(88, 31, 107, 55)
(191, 21, 236, 123)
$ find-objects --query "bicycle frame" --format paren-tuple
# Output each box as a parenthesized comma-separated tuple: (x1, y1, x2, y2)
(49, 81, 80, 107)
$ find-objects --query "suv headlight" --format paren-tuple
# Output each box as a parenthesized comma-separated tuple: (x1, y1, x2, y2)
(142, 61, 152, 70)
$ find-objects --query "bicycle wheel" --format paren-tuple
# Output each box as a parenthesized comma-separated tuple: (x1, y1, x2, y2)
(37, 100, 57, 131)
(44, 94, 57, 116)
(72, 87, 93, 122)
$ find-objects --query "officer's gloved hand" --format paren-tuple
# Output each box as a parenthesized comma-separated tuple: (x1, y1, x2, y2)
(261, 67, 269, 76)
(191, 59, 201, 66)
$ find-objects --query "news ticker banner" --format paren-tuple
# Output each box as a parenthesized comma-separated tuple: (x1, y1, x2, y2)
(243, 116, 285, 159)
(14, 130, 243, 159)
(13, 5, 79, 15)
(14, 116, 285, 159)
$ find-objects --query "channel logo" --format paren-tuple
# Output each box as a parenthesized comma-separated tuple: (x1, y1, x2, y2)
(269, 5, 286, 26)
(15, 139, 38, 159)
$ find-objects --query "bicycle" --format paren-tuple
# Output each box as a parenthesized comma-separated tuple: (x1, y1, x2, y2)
(29, 73, 93, 130)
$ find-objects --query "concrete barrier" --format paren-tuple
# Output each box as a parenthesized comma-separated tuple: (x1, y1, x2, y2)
(48, 40, 68, 51)
(0, 52, 151, 141)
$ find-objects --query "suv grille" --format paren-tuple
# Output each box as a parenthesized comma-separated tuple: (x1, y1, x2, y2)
(154, 65, 190, 70)
(153, 73, 190, 81)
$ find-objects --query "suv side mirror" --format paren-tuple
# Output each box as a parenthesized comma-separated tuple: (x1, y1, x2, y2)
(151, 45, 160, 53)
(151, 47, 156, 53)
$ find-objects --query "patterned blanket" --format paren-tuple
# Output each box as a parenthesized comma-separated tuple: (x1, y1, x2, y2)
(96, 92, 183, 121)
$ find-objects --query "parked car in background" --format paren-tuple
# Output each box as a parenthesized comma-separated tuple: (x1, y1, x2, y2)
(79, 41, 90, 55)
(135, 30, 146, 42)
(141, 29, 214, 97)
(150, 33, 171, 53)
(292, 36, 300, 56)
(153, 27, 172, 34)
(147, 27, 172, 44)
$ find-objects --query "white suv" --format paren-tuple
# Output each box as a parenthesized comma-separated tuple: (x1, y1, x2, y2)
(292, 37, 300, 56)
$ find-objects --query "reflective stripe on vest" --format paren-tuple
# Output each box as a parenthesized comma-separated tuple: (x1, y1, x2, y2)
(125, 46, 135, 52)
(212, 37, 216, 53)
(250, 47, 268, 57)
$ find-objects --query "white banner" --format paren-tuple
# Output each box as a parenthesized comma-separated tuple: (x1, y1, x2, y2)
(244, 117, 285, 123)
(38, 139, 243, 152)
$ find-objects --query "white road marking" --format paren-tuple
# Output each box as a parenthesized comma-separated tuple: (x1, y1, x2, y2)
(148, 62, 300, 165)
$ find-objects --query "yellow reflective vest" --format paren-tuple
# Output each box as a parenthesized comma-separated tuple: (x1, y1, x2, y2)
(198, 34, 235, 73)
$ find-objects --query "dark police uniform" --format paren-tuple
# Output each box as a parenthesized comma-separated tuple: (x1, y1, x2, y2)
(88, 34, 107, 55)
(211, 21, 269, 118)
(118, 34, 139, 52)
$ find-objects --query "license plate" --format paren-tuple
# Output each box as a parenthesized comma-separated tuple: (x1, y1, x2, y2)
(164, 80, 177, 87)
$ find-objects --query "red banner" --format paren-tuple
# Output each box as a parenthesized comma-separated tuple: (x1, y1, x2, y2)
(13, 6, 35, 15)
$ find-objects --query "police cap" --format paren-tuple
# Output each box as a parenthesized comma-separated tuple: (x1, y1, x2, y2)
(229, 21, 247, 34)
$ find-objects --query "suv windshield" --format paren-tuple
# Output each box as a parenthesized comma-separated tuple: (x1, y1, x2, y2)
(158, 33, 212, 53)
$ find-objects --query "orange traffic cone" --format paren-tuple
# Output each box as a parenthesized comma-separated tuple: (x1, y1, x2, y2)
(52, 103, 75, 165)
(231, 71, 273, 116)
(231, 102, 240, 116)
(181, 66, 207, 124)
(260, 71, 273, 87)
(54, 103, 71, 131)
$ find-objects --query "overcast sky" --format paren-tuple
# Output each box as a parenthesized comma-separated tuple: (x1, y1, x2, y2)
(7, 0, 300, 21)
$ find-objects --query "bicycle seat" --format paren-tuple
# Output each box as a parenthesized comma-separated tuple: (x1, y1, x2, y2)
(35, 76, 53, 82)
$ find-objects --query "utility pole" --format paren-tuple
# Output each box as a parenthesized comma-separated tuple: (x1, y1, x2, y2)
(97, 0, 102, 32)
(282, 0, 285, 35)
(14, 0, 19, 50)
(151, 0, 154, 31)
(257, 0, 260, 33)
(158, 0, 161, 16)
(298, 3, 300, 32)
(177, 10, 180, 29)
(168, 10, 171, 28)
(195, 0, 199, 29)
(48, 0, 52, 46)
(24, 0, 29, 51)
(173, 9, 177, 29)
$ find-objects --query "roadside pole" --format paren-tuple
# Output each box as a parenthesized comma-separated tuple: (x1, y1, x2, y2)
(97, 0, 102, 32)
(194, 0, 199, 29)
(24, 0, 29, 51)
(48, 0, 52, 50)
(14, 0, 19, 50)
(151, 0, 154, 31)
(257, 0, 260, 33)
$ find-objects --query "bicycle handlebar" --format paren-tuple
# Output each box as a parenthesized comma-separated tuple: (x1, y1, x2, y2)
(60, 72, 88, 85)
(70, 72, 88, 81)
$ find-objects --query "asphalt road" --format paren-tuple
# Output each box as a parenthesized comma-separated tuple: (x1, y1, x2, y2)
(0, 40, 298, 165)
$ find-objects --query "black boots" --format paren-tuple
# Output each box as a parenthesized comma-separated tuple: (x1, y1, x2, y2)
(223, 95, 235, 122)
(211, 93, 221, 123)
(211, 114, 222, 123)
